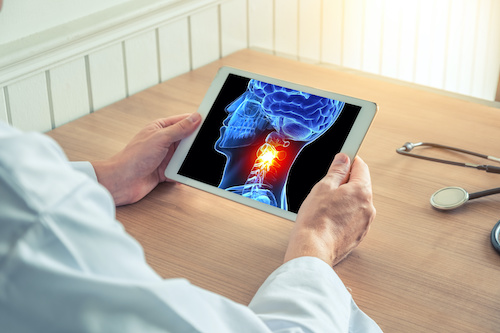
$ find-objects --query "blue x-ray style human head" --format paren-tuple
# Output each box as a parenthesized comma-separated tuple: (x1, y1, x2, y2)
(215, 79, 345, 210)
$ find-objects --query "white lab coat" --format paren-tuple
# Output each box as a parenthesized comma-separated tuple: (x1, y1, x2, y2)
(0, 122, 382, 332)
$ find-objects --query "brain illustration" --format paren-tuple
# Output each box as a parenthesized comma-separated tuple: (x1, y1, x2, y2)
(250, 80, 344, 142)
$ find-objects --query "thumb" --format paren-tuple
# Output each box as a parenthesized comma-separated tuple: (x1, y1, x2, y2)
(161, 113, 202, 145)
(325, 153, 351, 187)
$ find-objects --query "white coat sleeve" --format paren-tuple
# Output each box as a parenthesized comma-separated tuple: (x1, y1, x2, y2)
(70, 161, 98, 181)
(0, 123, 381, 333)
(249, 257, 383, 333)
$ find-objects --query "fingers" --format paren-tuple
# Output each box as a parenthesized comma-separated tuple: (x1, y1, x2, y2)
(324, 153, 351, 188)
(158, 113, 202, 147)
(156, 114, 192, 127)
(286, 153, 375, 266)
(348, 156, 372, 190)
(325, 154, 372, 188)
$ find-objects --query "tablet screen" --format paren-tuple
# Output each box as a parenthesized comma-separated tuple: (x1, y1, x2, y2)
(176, 73, 362, 214)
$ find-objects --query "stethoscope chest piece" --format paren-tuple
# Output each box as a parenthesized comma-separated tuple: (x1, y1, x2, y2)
(430, 186, 500, 254)
(492, 220, 500, 254)
(430, 186, 469, 210)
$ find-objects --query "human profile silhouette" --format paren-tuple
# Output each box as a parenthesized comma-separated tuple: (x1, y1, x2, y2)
(215, 79, 345, 210)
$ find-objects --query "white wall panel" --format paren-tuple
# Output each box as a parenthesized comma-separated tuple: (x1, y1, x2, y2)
(362, 0, 383, 74)
(298, 0, 321, 62)
(248, 0, 274, 51)
(88, 43, 127, 111)
(483, 0, 500, 101)
(443, 0, 465, 95)
(427, 1, 449, 90)
(50, 58, 90, 128)
(274, 0, 298, 57)
(0, 0, 128, 45)
(413, 0, 434, 87)
(190, 7, 220, 69)
(0, 88, 8, 124)
(397, 0, 418, 82)
(342, 0, 363, 69)
(2, 0, 499, 134)
(8, 73, 52, 132)
(472, 0, 493, 99)
(158, 18, 191, 81)
(380, 0, 401, 78)
(220, 0, 248, 57)
(124, 30, 160, 96)
(321, 0, 343, 65)
(456, 0, 478, 96)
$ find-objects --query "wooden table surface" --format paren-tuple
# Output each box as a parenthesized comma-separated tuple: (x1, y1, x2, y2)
(47, 50, 500, 332)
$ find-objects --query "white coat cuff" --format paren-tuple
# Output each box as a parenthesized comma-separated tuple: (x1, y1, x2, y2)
(70, 161, 98, 181)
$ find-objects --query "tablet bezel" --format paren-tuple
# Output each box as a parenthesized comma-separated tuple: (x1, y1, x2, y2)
(165, 66, 377, 221)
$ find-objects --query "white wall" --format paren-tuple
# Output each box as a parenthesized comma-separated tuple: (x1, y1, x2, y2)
(0, 0, 242, 131)
(0, 0, 133, 44)
(1, 0, 499, 132)
(248, 0, 500, 101)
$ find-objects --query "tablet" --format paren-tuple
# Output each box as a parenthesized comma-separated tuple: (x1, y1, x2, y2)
(165, 67, 377, 221)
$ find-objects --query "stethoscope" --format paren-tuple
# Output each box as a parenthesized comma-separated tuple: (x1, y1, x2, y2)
(397, 142, 500, 254)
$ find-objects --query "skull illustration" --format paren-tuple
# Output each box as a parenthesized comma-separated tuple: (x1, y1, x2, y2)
(215, 79, 344, 151)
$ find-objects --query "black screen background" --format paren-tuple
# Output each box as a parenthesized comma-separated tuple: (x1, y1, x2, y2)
(179, 74, 361, 213)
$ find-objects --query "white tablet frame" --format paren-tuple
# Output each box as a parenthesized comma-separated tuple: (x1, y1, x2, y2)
(165, 66, 377, 221)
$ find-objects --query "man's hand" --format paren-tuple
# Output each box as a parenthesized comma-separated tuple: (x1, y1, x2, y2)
(92, 113, 202, 206)
(284, 153, 376, 267)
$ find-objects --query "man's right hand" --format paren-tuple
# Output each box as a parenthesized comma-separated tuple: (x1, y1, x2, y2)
(284, 153, 376, 267)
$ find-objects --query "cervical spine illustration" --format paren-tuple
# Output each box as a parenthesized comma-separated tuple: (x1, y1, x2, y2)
(241, 134, 289, 206)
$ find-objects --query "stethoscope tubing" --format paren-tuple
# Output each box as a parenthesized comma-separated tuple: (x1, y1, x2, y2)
(396, 142, 500, 174)
(468, 187, 500, 200)
(396, 142, 500, 254)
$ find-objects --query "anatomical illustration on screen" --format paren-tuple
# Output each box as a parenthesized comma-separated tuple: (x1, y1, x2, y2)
(178, 74, 360, 214)
(214, 79, 345, 210)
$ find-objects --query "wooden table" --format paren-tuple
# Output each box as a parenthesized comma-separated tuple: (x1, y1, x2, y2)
(47, 50, 500, 332)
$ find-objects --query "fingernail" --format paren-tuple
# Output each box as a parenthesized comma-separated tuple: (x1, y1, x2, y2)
(333, 153, 349, 165)
(187, 113, 201, 123)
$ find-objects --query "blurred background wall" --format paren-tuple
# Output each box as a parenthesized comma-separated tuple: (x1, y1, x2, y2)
(1, 0, 499, 132)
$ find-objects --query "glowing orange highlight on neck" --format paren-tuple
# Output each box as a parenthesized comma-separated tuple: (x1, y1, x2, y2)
(260, 150, 276, 165)
(255, 143, 286, 172)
